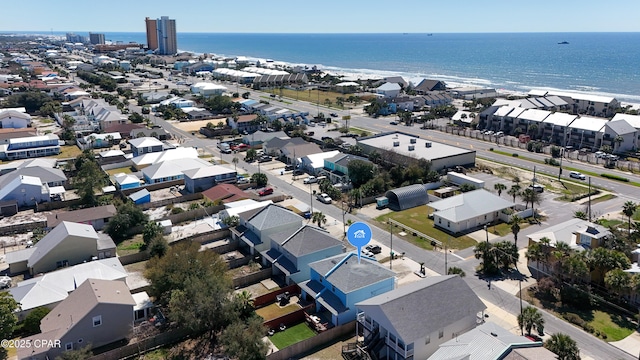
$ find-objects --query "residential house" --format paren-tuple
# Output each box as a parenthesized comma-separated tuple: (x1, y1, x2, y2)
(131, 146, 197, 170)
(78, 132, 122, 150)
(190, 82, 227, 97)
(566, 115, 608, 151)
(262, 136, 306, 157)
(611, 113, 640, 131)
(103, 123, 145, 139)
(414, 79, 447, 94)
(428, 322, 552, 360)
(129, 188, 151, 204)
(218, 199, 272, 222)
(300, 252, 396, 326)
(183, 107, 214, 120)
(449, 87, 497, 100)
(376, 82, 402, 99)
(0, 165, 66, 188)
(242, 130, 288, 148)
(18, 279, 136, 360)
(356, 276, 486, 360)
(0, 174, 49, 206)
(0, 109, 31, 128)
(99, 149, 128, 165)
(141, 158, 212, 185)
(202, 184, 252, 204)
(0, 128, 37, 145)
(130, 127, 170, 140)
(128, 137, 165, 157)
(430, 189, 517, 234)
(0, 133, 60, 160)
(5, 221, 115, 275)
(320, 153, 371, 185)
(300, 150, 340, 176)
(281, 142, 323, 166)
(538, 112, 577, 143)
(183, 165, 237, 193)
(232, 204, 303, 254)
(527, 218, 611, 278)
(47, 204, 118, 230)
(262, 225, 344, 284)
(228, 114, 259, 133)
(604, 119, 637, 153)
(8, 257, 127, 320)
(140, 90, 171, 104)
(112, 173, 141, 190)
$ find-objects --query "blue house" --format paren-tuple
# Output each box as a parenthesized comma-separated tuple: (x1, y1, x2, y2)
(112, 173, 141, 190)
(300, 252, 396, 326)
(322, 153, 371, 185)
(129, 188, 150, 205)
(0, 134, 60, 160)
(261, 225, 345, 285)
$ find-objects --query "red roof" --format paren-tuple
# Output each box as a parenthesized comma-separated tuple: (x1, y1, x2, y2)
(202, 184, 251, 203)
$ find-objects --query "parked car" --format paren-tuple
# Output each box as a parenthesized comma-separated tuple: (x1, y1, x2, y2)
(529, 184, 544, 193)
(316, 193, 332, 204)
(389, 121, 398, 125)
(495, 131, 505, 137)
(0, 276, 11, 289)
(285, 164, 295, 171)
(237, 177, 250, 184)
(607, 154, 619, 161)
(293, 169, 305, 176)
(569, 171, 586, 180)
(258, 155, 273, 163)
(231, 143, 249, 151)
(594, 151, 606, 158)
(303, 176, 318, 184)
(258, 187, 274, 196)
(330, 113, 338, 117)
(366, 245, 382, 254)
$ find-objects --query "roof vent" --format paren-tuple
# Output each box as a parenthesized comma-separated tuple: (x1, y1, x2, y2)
(425, 142, 432, 148)
(408, 145, 415, 151)
(410, 138, 417, 144)
(393, 141, 400, 147)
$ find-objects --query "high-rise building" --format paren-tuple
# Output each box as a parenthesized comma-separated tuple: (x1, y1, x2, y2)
(89, 33, 105, 45)
(145, 16, 177, 55)
(65, 33, 87, 44)
(145, 17, 158, 51)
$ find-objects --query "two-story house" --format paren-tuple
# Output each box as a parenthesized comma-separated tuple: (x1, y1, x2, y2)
(6, 221, 116, 275)
(261, 225, 344, 284)
(356, 276, 486, 360)
(300, 252, 396, 326)
(321, 153, 371, 185)
(232, 204, 303, 255)
(0, 133, 60, 160)
(18, 279, 136, 360)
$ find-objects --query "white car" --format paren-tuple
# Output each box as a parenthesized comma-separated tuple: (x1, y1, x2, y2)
(569, 171, 586, 180)
(303, 176, 318, 184)
(316, 193, 332, 204)
(0, 275, 11, 289)
(594, 151, 606, 158)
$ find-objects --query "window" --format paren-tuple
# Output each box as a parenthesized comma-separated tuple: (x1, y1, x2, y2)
(77, 338, 83, 344)
(93, 315, 102, 327)
(425, 335, 430, 345)
(65, 342, 73, 351)
(439, 330, 444, 338)
(135, 309, 146, 321)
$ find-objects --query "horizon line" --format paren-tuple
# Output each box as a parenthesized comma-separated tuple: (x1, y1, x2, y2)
(2, 30, 640, 35)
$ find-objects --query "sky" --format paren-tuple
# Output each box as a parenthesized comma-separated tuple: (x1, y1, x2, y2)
(2, 0, 640, 34)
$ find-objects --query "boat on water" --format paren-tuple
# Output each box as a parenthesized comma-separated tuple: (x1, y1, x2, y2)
(558, 41, 569, 45)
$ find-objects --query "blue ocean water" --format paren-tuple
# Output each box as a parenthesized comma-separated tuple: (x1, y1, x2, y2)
(8, 31, 640, 102)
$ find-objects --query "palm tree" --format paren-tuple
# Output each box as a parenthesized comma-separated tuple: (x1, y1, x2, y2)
(622, 201, 637, 236)
(232, 156, 239, 172)
(544, 333, 581, 360)
(573, 210, 588, 220)
(494, 183, 507, 197)
(447, 267, 466, 277)
(509, 215, 522, 246)
(508, 184, 521, 203)
(520, 188, 541, 210)
(234, 290, 255, 320)
(517, 306, 544, 336)
(604, 268, 631, 301)
(525, 242, 544, 274)
(312, 212, 327, 228)
(613, 135, 624, 152)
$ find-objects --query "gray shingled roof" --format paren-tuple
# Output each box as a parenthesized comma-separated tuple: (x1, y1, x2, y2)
(356, 276, 486, 344)
(247, 204, 302, 231)
(270, 225, 343, 257)
(0, 166, 66, 188)
(309, 253, 395, 293)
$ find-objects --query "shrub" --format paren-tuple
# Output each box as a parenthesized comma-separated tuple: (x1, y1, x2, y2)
(171, 207, 184, 214)
(544, 158, 559, 166)
(512, 153, 519, 157)
(583, 324, 594, 333)
(601, 334, 607, 340)
(601, 173, 629, 182)
(562, 313, 585, 327)
(489, 147, 494, 151)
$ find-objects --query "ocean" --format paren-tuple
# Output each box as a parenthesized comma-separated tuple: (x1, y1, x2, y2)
(8, 31, 640, 102)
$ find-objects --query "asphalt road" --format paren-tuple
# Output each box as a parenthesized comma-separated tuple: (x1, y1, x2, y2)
(133, 82, 636, 359)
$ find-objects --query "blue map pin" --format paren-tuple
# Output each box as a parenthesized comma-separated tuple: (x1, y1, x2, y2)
(347, 222, 372, 263)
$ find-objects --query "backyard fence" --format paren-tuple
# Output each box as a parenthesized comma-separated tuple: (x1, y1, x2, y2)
(88, 328, 191, 360)
(266, 321, 356, 360)
(232, 268, 272, 288)
(0, 220, 47, 236)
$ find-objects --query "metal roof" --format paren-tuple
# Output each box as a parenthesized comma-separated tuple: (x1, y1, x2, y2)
(385, 184, 429, 211)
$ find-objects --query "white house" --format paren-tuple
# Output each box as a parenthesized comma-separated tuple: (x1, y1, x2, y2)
(376, 82, 401, 98)
(604, 119, 637, 153)
(0, 109, 31, 129)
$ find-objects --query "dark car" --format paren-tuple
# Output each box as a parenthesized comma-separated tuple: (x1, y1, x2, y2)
(285, 164, 295, 171)
(293, 169, 305, 176)
(389, 121, 398, 125)
(366, 245, 382, 254)
(330, 113, 338, 117)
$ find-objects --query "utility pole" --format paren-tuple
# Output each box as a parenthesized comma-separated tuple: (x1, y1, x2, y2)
(588, 177, 592, 222)
(532, 166, 537, 222)
(389, 219, 393, 270)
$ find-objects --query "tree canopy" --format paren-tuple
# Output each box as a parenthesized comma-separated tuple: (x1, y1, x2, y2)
(347, 159, 376, 188)
(0, 292, 19, 360)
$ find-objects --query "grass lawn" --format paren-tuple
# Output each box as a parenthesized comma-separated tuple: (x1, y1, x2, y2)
(375, 205, 477, 250)
(54, 145, 82, 159)
(491, 221, 531, 237)
(255, 303, 300, 320)
(105, 167, 133, 176)
(590, 193, 616, 205)
(589, 310, 636, 341)
(269, 323, 316, 350)
(116, 236, 144, 255)
(596, 219, 623, 228)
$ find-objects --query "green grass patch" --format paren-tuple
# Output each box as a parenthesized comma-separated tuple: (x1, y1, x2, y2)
(105, 167, 133, 176)
(491, 221, 530, 237)
(375, 205, 477, 250)
(54, 145, 83, 159)
(589, 310, 636, 341)
(589, 193, 616, 205)
(633, 208, 640, 221)
(268, 323, 316, 349)
(39, 118, 54, 124)
(595, 219, 623, 228)
(255, 303, 300, 320)
(116, 236, 144, 255)
(601, 173, 629, 182)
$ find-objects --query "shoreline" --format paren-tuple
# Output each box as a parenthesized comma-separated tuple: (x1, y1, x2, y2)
(6, 31, 640, 104)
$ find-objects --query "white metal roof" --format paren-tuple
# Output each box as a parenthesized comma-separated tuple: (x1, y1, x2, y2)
(611, 113, 640, 129)
(542, 112, 577, 127)
(128, 137, 163, 148)
(516, 108, 551, 122)
(142, 158, 211, 180)
(182, 165, 236, 179)
(568, 116, 608, 132)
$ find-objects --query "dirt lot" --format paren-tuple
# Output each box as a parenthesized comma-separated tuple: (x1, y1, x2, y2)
(171, 119, 226, 132)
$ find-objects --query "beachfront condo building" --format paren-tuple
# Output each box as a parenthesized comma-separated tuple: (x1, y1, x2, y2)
(145, 16, 177, 55)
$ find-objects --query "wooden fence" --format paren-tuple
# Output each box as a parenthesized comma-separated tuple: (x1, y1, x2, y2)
(118, 251, 151, 265)
(232, 268, 272, 288)
(35, 199, 83, 212)
(266, 321, 356, 360)
(264, 304, 314, 330)
(0, 220, 47, 236)
(88, 328, 191, 360)
(254, 284, 301, 308)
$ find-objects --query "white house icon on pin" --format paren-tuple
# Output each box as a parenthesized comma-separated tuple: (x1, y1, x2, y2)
(353, 230, 366, 239)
